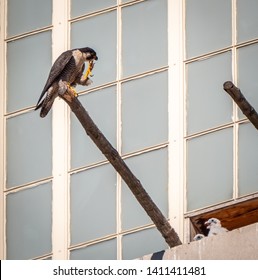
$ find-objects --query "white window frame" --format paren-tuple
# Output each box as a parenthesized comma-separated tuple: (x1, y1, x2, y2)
(0, 0, 6, 260)
(0, 0, 187, 259)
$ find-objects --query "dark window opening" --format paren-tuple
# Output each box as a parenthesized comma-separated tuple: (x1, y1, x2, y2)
(189, 196, 258, 241)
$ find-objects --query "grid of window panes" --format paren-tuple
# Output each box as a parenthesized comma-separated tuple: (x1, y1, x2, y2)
(5, 0, 258, 261)
(185, 0, 258, 213)
(69, 0, 169, 260)
(4, 0, 53, 259)
(2, 0, 170, 260)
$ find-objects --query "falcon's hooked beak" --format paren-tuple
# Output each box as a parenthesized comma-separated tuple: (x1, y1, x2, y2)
(204, 220, 211, 228)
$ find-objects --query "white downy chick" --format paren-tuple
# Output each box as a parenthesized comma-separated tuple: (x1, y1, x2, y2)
(193, 233, 205, 241)
(205, 218, 228, 236)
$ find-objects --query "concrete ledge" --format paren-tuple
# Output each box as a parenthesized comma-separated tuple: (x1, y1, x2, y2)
(140, 222, 258, 260)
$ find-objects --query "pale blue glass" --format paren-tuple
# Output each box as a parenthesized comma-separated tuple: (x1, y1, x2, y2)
(187, 128, 233, 211)
(122, 148, 168, 230)
(71, 86, 117, 169)
(70, 239, 117, 260)
(6, 183, 52, 259)
(70, 164, 117, 245)
(7, 31, 52, 113)
(121, 72, 168, 154)
(7, 0, 52, 37)
(185, 0, 231, 58)
(237, 0, 258, 43)
(71, 11, 117, 87)
(71, 0, 117, 18)
(186, 52, 232, 135)
(6, 111, 52, 188)
(122, 0, 167, 77)
(122, 228, 168, 260)
(238, 123, 258, 196)
(237, 43, 258, 119)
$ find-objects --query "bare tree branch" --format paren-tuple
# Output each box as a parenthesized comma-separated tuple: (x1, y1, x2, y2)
(59, 88, 182, 248)
(223, 81, 258, 130)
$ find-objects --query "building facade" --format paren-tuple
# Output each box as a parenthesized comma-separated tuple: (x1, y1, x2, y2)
(0, 0, 258, 260)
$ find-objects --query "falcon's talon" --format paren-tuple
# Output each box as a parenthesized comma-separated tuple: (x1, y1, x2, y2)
(67, 83, 78, 97)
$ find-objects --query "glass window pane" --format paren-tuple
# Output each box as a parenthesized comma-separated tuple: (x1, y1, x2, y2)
(70, 239, 117, 260)
(71, 86, 117, 169)
(122, 228, 168, 260)
(7, 0, 52, 37)
(237, 44, 258, 119)
(6, 111, 52, 188)
(70, 164, 117, 245)
(6, 183, 52, 259)
(122, 72, 168, 154)
(187, 129, 233, 211)
(237, 0, 258, 43)
(122, 148, 168, 230)
(71, 0, 117, 18)
(122, 0, 167, 77)
(239, 123, 258, 196)
(185, 0, 231, 58)
(186, 52, 232, 135)
(71, 11, 117, 87)
(7, 31, 52, 113)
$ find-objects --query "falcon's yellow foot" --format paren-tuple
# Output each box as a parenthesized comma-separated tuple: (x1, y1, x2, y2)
(67, 83, 78, 97)
(83, 60, 94, 80)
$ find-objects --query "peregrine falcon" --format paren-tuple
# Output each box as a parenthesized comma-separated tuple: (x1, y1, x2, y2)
(35, 47, 98, 117)
(205, 218, 228, 236)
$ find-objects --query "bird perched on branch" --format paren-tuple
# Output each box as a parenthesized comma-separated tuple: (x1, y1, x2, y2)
(205, 218, 228, 236)
(193, 234, 205, 241)
(35, 47, 98, 117)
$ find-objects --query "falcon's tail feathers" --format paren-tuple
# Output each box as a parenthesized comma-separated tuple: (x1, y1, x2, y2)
(39, 98, 55, 118)
(35, 84, 57, 117)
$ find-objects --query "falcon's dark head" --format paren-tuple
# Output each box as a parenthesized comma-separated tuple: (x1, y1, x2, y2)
(79, 47, 98, 61)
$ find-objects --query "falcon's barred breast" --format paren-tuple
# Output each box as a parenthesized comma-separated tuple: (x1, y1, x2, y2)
(35, 47, 98, 117)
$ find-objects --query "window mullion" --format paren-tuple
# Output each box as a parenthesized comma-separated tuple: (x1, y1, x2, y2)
(168, 0, 184, 241)
(0, 0, 6, 260)
(51, 0, 70, 260)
